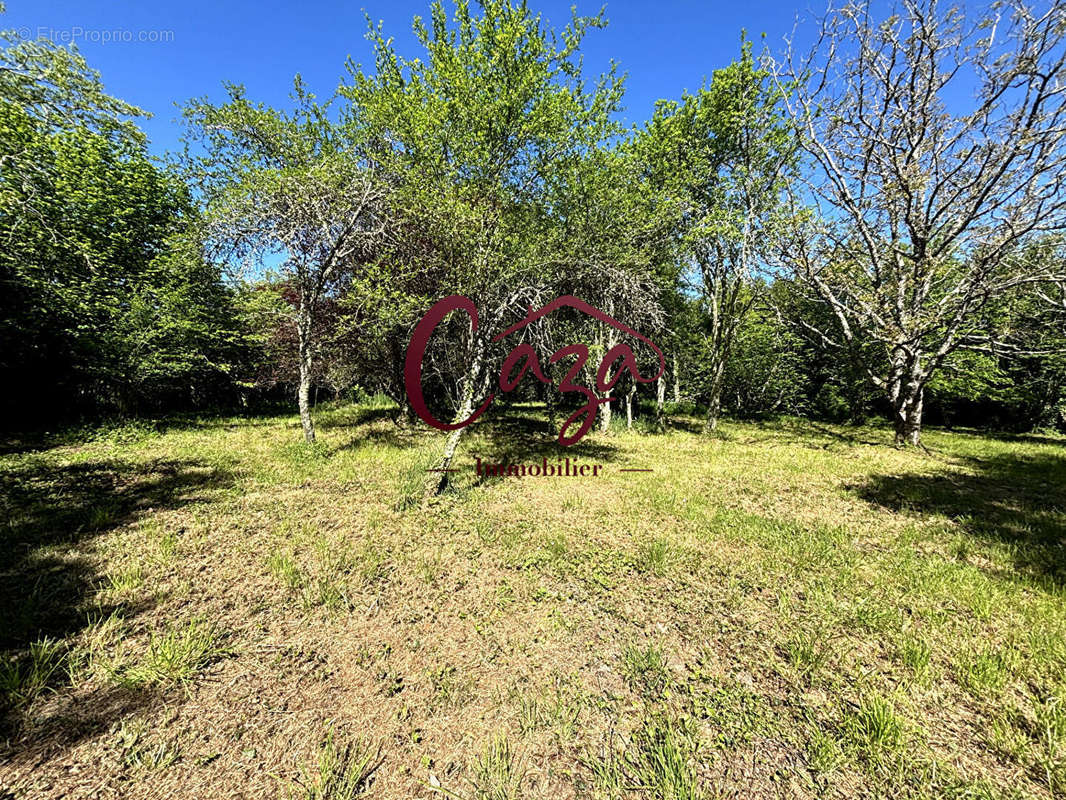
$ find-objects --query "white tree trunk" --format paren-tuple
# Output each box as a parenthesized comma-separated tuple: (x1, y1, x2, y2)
(893, 385, 924, 446)
(887, 352, 925, 446)
(599, 397, 613, 432)
(297, 305, 316, 443)
(599, 322, 618, 433)
(655, 373, 666, 432)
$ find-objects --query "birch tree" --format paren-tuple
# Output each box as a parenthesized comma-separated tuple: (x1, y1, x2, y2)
(774, 0, 1066, 445)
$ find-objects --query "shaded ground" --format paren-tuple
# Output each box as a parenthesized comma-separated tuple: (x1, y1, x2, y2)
(0, 403, 1064, 799)
(856, 450, 1066, 584)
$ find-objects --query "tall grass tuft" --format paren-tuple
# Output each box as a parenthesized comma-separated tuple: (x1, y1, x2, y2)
(288, 726, 380, 800)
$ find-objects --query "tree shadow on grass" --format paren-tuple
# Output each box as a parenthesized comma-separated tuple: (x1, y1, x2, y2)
(661, 416, 704, 435)
(2, 683, 162, 771)
(315, 405, 397, 429)
(805, 422, 887, 447)
(661, 415, 890, 447)
(0, 454, 235, 741)
(330, 425, 416, 455)
(466, 409, 621, 489)
(852, 451, 1066, 585)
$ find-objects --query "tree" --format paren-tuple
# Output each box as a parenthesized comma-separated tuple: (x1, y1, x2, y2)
(774, 0, 1066, 445)
(0, 24, 143, 190)
(542, 144, 671, 434)
(716, 304, 807, 418)
(183, 81, 390, 442)
(985, 247, 1066, 430)
(638, 38, 795, 432)
(343, 0, 624, 492)
(1, 27, 243, 419)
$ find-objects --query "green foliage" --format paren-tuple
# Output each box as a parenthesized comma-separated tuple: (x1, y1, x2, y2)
(710, 304, 807, 417)
(1, 0, 1063, 443)
(341, 0, 643, 442)
(351, 0, 622, 277)
(784, 629, 832, 678)
(268, 551, 304, 592)
(0, 28, 248, 419)
(634, 36, 798, 427)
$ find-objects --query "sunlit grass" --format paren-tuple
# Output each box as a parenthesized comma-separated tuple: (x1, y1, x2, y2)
(1, 400, 1064, 798)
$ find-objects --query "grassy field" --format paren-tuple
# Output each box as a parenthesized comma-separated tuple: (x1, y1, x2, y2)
(1, 401, 1065, 799)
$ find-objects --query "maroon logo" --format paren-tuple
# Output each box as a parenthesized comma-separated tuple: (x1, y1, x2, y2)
(405, 295, 665, 446)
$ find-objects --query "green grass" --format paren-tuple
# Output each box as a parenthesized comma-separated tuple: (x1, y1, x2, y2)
(956, 645, 1019, 697)
(586, 715, 704, 800)
(459, 737, 527, 800)
(289, 726, 379, 800)
(0, 636, 65, 707)
(268, 550, 304, 592)
(897, 633, 932, 681)
(1, 401, 1065, 799)
(118, 619, 228, 686)
(847, 694, 905, 757)
(634, 537, 672, 576)
(116, 718, 183, 771)
(784, 628, 833, 680)
(620, 642, 670, 696)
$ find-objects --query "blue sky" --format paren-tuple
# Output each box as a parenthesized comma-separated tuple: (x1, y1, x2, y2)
(3, 0, 826, 157)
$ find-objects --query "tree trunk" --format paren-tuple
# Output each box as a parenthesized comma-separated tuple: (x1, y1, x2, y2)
(429, 421, 465, 496)
(296, 305, 316, 443)
(893, 386, 924, 447)
(672, 354, 681, 404)
(426, 339, 486, 497)
(625, 383, 635, 431)
(888, 351, 925, 447)
(703, 359, 725, 434)
(655, 373, 666, 432)
(545, 381, 557, 432)
(599, 396, 613, 433)
(599, 321, 618, 434)
(396, 399, 414, 427)
(704, 398, 720, 432)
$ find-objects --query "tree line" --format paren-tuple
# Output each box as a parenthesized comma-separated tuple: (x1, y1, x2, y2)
(2, 0, 1065, 463)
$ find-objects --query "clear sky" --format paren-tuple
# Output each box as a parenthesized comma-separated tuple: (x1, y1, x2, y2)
(3, 0, 832, 157)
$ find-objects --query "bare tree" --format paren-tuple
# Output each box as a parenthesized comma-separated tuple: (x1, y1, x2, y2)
(774, 0, 1066, 445)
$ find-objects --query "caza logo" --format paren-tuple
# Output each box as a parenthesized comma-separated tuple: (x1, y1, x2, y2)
(404, 295, 664, 446)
